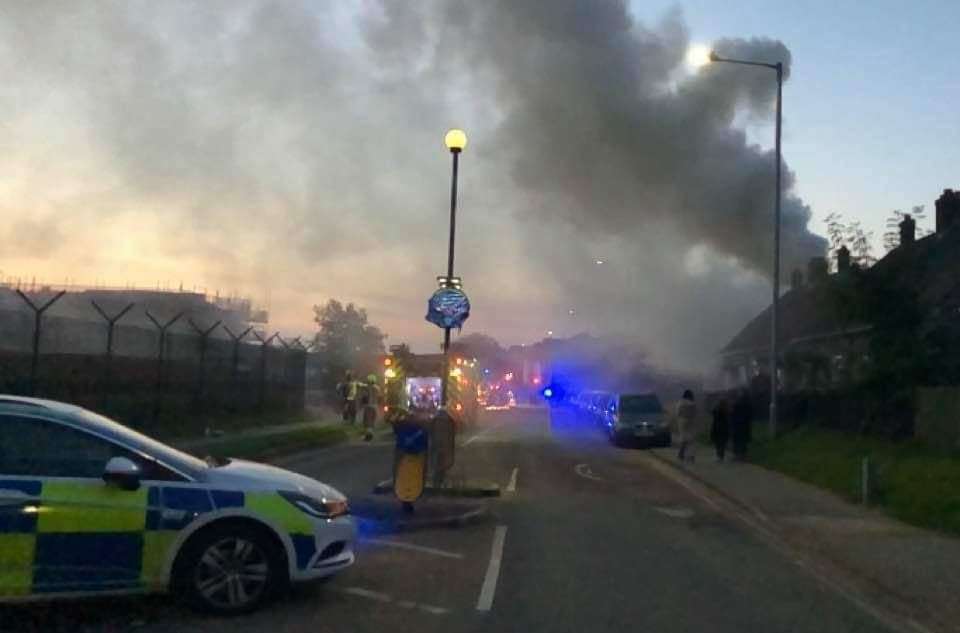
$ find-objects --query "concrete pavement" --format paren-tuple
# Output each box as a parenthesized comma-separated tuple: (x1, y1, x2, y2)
(5, 407, 915, 633)
(648, 444, 960, 633)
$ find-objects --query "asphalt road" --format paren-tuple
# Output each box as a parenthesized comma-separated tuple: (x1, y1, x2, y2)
(5, 407, 895, 633)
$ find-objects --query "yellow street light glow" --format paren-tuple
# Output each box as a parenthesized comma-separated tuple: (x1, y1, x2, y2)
(686, 45, 713, 69)
(384, 367, 397, 379)
(444, 128, 468, 152)
(450, 367, 463, 377)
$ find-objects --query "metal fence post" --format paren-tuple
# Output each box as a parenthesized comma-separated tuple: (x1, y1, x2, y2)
(91, 301, 134, 408)
(288, 337, 306, 410)
(15, 289, 66, 396)
(187, 318, 221, 410)
(861, 456, 871, 505)
(253, 331, 279, 412)
(146, 310, 184, 423)
(223, 325, 252, 410)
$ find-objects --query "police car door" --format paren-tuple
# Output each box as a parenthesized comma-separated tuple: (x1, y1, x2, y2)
(0, 413, 160, 596)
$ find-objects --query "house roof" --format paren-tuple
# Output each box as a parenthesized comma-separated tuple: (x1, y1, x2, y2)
(722, 224, 960, 356)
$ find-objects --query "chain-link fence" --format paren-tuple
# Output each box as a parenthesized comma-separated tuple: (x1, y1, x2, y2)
(0, 291, 306, 435)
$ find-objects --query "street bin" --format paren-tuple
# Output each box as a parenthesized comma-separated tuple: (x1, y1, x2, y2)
(393, 422, 429, 510)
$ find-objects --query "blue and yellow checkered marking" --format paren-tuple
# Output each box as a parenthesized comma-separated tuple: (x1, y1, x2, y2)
(1, 481, 318, 597)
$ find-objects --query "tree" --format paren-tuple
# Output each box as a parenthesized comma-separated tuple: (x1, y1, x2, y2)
(312, 299, 386, 395)
(883, 205, 929, 252)
(449, 333, 504, 362)
(845, 221, 876, 269)
(824, 212, 847, 272)
(825, 212, 876, 270)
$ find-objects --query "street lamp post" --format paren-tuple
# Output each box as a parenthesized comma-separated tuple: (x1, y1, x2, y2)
(441, 129, 467, 407)
(707, 51, 783, 438)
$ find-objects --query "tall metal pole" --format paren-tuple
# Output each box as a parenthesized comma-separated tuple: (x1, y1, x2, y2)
(709, 53, 784, 437)
(770, 63, 783, 438)
(441, 149, 460, 407)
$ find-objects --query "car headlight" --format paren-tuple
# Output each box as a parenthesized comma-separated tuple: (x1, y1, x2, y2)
(279, 491, 349, 519)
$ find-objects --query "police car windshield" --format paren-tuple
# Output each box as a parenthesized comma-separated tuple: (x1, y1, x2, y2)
(77, 409, 209, 473)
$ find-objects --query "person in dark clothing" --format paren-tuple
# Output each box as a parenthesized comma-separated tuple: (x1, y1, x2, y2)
(675, 389, 698, 463)
(730, 390, 754, 460)
(710, 398, 731, 462)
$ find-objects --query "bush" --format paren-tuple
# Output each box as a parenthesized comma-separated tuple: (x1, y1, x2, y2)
(752, 425, 960, 536)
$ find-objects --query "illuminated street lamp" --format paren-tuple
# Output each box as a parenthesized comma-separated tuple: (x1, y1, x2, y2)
(691, 46, 784, 437)
(440, 128, 467, 406)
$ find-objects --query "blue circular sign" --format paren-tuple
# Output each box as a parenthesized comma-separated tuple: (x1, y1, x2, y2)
(425, 287, 471, 329)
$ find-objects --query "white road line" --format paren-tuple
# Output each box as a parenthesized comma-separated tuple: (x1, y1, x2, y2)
(462, 425, 496, 446)
(362, 537, 465, 559)
(476, 525, 508, 612)
(343, 587, 393, 603)
(654, 506, 695, 519)
(343, 587, 451, 616)
(506, 467, 519, 493)
(574, 463, 604, 482)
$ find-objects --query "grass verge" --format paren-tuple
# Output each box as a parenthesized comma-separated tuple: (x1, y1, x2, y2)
(183, 426, 350, 461)
(752, 425, 960, 536)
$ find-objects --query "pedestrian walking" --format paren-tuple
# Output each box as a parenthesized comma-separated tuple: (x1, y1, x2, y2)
(337, 370, 359, 424)
(710, 397, 731, 462)
(360, 374, 381, 441)
(675, 389, 698, 463)
(731, 389, 754, 461)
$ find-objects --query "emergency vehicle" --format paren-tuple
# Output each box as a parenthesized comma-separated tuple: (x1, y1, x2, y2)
(0, 397, 355, 614)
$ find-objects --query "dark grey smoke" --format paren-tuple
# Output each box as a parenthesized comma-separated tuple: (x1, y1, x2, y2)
(428, 1, 824, 275)
(0, 1, 826, 371)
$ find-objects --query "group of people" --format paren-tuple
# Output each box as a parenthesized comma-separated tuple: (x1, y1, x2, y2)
(337, 371, 381, 441)
(673, 389, 754, 464)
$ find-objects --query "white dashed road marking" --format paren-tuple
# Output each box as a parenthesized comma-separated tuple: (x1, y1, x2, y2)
(476, 525, 508, 612)
(506, 467, 519, 493)
(343, 587, 392, 603)
(342, 587, 451, 616)
(574, 463, 604, 482)
(654, 506, 695, 519)
(362, 537, 465, 559)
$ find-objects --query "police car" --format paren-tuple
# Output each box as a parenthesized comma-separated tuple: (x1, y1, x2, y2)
(0, 396, 356, 614)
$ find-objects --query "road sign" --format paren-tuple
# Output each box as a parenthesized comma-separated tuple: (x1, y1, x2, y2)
(425, 287, 470, 329)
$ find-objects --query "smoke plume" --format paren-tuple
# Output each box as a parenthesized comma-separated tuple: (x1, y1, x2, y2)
(0, 1, 826, 371)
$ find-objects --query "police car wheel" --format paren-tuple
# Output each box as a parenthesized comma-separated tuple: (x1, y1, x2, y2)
(175, 523, 286, 614)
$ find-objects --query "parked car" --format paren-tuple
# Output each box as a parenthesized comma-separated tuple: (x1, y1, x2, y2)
(606, 392, 671, 447)
(0, 396, 355, 614)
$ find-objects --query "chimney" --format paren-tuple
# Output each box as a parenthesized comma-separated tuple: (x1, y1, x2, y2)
(836, 244, 851, 273)
(790, 269, 804, 290)
(899, 213, 916, 245)
(807, 256, 828, 284)
(935, 189, 960, 233)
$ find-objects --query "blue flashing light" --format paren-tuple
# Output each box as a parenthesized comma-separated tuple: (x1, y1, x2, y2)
(543, 388, 554, 398)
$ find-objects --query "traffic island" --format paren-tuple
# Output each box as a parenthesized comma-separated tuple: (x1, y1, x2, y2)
(350, 495, 491, 534)
(372, 478, 501, 498)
